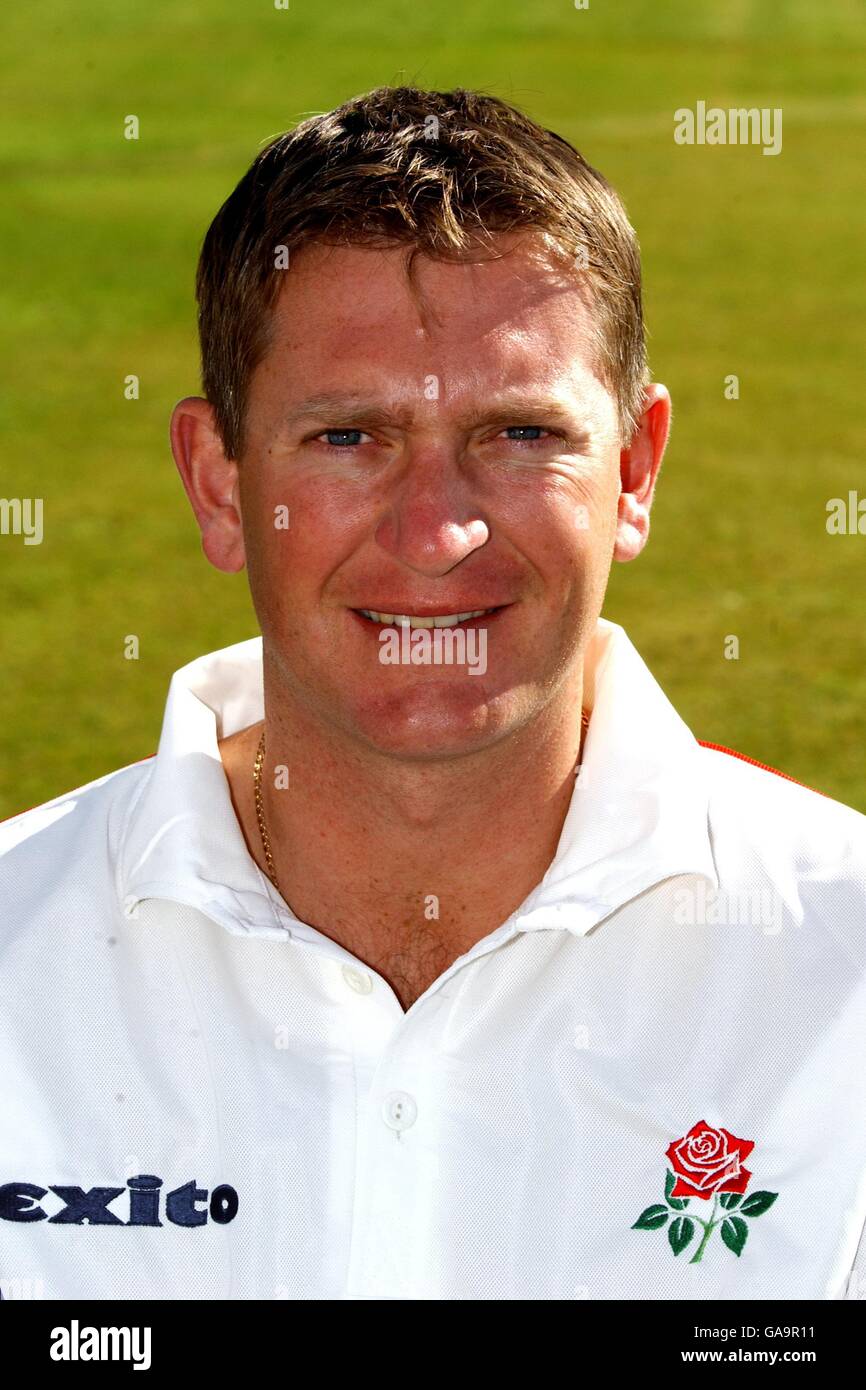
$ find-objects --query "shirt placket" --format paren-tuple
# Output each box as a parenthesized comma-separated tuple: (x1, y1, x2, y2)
(342, 989, 446, 1300)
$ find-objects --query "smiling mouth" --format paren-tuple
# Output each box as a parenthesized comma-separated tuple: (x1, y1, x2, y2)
(354, 607, 504, 629)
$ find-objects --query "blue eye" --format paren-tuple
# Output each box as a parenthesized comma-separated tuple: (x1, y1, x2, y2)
(503, 426, 547, 442)
(323, 429, 365, 447)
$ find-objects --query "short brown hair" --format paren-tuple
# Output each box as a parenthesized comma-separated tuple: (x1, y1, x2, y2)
(195, 85, 649, 459)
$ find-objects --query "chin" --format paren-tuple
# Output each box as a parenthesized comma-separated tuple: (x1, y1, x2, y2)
(345, 680, 519, 759)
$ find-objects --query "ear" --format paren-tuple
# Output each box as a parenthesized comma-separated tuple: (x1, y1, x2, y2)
(613, 383, 671, 563)
(169, 397, 246, 573)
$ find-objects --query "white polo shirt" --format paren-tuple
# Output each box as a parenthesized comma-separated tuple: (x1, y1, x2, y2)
(1, 617, 865, 1301)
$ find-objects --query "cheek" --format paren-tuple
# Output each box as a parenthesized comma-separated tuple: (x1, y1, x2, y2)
(565, 467, 621, 564)
(246, 480, 367, 614)
(510, 479, 614, 574)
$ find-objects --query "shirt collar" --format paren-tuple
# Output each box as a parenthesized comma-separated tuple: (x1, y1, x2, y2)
(119, 618, 719, 939)
(119, 637, 288, 938)
(515, 618, 720, 933)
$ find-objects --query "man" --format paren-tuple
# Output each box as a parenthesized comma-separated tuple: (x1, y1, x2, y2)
(1, 86, 865, 1302)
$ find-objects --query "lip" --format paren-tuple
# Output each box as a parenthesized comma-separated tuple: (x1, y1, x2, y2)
(350, 603, 511, 619)
(350, 604, 510, 631)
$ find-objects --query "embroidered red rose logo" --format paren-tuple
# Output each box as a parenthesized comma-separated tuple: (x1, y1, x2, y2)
(668, 1122, 753, 1198)
(632, 1121, 778, 1263)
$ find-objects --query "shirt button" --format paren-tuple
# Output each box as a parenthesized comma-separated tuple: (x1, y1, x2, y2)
(382, 1091, 417, 1131)
(341, 964, 373, 995)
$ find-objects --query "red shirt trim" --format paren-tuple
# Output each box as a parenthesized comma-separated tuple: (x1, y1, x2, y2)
(697, 741, 827, 799)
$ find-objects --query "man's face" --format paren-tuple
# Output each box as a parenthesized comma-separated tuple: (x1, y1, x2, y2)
(227, 235, 635, 759)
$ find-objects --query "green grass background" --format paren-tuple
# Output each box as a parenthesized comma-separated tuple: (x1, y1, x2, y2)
(1, 0, 864, 816)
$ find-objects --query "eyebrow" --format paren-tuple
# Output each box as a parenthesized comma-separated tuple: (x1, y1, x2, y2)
(281, 391, 592, 439)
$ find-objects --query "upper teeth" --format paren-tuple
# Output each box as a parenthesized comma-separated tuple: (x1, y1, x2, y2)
(359, 609, 492, 628)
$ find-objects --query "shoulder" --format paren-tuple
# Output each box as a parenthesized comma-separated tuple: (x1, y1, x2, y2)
(699, 738, 865, 830)
(0, 758, 155, 938)
(698, 739, 866, 919)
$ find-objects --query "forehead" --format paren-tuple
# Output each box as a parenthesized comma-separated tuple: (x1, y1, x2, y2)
(256, 236, 606, 406)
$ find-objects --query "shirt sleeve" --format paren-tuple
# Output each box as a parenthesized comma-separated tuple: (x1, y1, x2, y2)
(847, 1210, 866, 1300)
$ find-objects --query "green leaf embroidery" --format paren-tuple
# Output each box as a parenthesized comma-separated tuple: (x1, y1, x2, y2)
(668, 1216, 696, 1256)
(720, 1216, 749, 1256)
(719, 1192, 743, 1209)
(665, 1168, 690, 1210)
(632, 1204, 669, 1230)
(740, 1190, 778, 1218)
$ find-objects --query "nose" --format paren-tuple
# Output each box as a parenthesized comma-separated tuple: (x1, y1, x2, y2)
(373, 444, 490, 576)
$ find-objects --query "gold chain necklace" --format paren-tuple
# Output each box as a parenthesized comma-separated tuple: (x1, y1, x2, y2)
(253, 729, 281, 892)
(254, 708, 590, 896)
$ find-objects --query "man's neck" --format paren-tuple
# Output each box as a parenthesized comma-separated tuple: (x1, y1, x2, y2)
(218, 671, 586, 1008)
